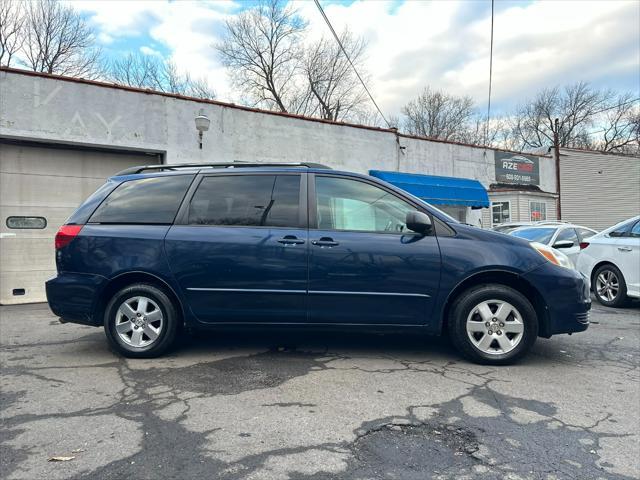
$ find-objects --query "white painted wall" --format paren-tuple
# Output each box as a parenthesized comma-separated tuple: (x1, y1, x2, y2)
(0, 69, 554, 198)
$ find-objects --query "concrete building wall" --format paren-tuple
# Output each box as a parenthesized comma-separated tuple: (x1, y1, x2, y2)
(0, 69, 554, 188)
(559, 148, 640, 231)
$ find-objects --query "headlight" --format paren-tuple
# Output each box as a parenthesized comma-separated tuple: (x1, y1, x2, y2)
(530, 242, 574, 269)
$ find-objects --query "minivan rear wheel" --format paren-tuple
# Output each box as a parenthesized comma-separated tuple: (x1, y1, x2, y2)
(104, 283, 179, 358)
(448, 284, 538, 365)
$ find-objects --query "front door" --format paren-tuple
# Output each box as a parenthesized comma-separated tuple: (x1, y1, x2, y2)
(308, 174, 441, 325)
(165, 172, 308, 323)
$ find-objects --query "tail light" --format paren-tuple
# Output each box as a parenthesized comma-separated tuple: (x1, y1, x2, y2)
(55, 225, 83, 250)
(579, 242, 590, 250)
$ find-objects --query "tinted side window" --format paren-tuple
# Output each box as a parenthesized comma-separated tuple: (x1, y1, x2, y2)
(315, 176, 415, 233)
(630, 221, 640, 237)
(90, 175, 194, 224)
(67, 181, 118, 225)
(556, 228, 579, 244)
(188, 175, 300, 227)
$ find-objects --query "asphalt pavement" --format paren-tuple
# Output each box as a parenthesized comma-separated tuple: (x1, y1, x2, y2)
(1, 301, 638, 479)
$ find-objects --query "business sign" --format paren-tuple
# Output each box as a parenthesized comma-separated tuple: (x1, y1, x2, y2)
(494, 152, 540, 185)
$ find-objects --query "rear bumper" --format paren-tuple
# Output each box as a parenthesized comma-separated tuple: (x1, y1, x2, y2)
(522, 263, 591, 336)
(45, 273, 107, 326)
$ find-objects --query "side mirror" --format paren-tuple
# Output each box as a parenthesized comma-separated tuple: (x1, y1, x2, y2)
(406, 211, 432, 234)
(553, 240, 574, 249)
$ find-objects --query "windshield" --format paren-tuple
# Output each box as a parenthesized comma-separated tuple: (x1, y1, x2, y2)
(510, 227, 556, 244)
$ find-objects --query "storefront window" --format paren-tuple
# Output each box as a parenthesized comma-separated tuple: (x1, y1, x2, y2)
(530, 201, 547, 221)
(491, 201, 510, 225)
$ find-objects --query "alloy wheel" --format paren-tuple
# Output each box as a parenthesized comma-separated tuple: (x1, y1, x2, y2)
(596, 270, 619, 302)
(466, 299, 524, 355)
(114, 296, 164, 348)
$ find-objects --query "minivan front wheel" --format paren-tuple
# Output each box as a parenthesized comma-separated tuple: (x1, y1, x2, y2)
(448, 285, 538, 365)
(104, 283, 179, 358)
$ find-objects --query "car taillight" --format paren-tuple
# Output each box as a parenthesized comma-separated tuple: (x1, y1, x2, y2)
(579, 242, 589, 250)
(55, 225, 83, 250)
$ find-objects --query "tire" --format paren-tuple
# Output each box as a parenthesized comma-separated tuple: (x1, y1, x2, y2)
(592, 264, 628, 307)
(448, 284, 538, 365)
(104, 283, 179, 358)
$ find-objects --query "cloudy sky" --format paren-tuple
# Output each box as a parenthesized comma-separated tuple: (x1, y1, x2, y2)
(75, 0, 640, 117)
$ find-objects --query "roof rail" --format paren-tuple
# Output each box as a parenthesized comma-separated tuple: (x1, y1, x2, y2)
(115, 161, 332, 176)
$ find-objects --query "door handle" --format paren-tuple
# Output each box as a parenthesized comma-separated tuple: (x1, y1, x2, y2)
(277, 235, 305, 245)
(312, 237, 339, 247)
(617, 247, 632, 252)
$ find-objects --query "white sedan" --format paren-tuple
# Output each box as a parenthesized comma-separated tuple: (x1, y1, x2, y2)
(576, 216, 640, 307)
(509, 223, 597, 264)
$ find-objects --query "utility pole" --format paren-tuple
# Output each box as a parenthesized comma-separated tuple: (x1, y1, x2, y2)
(553, 118, 562, 220)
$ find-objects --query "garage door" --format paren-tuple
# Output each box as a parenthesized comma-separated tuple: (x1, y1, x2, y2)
(0, 142, 161, 305)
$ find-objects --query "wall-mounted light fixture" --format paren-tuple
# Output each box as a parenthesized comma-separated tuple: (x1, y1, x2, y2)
(194, 109, 210, 149)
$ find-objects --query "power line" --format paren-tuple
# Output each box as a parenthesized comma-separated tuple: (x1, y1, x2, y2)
(590, 97, 640, 116)
(584, 121, 637, 136)
(313, 0, 390, 128)
(484, 0, 495, 147)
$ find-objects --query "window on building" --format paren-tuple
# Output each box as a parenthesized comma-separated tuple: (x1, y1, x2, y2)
(530, 201, 547, 221)
(90, 175, 194, 224)
(6, 216, 47, 229)
(315, 176, 415, 233)
(188, 175, 301, 227)
(491, 201, 510, 226)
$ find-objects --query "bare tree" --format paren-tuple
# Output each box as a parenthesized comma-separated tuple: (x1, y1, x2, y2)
(510, 82, 615, 150)
(216, 0, 307, 112)
(185, 76, 217, 100)
(592, 93, 639, 154)
(303, 29, 368, 121)
(401, 87, 475, 141)
(108, 52, 160, 89)
(461, 115, 517, 148)
(108, 53, 216, 99)
(0, 0, 25, 67)
(21, 0, 102, 78)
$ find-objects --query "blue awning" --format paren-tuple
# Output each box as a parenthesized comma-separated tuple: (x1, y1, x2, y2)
(369, 170, 490, 208)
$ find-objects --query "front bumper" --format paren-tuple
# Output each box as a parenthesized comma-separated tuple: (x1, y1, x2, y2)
(45, 272, 108, 326)
(522, 262, 591, 337)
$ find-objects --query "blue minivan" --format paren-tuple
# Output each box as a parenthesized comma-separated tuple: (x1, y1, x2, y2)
(46, 163, 590, 364)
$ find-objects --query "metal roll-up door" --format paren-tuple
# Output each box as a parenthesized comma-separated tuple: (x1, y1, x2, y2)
(0, 141, 161, 304)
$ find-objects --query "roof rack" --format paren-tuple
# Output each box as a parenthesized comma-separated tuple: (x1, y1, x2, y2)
(115, 162, 332, 176)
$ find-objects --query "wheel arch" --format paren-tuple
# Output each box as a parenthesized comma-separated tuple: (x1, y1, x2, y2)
(590, 261, 624, 286)
(440, 270, 551, 338)
(93, 271, 185, 327)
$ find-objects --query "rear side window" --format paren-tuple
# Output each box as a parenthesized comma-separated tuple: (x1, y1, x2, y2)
(577, 228, 596, 240)
(188, 175, 301, 227)
(66, 181, 118, 225)
(90, 175, 194, 224)
(555, 228, 579, 244)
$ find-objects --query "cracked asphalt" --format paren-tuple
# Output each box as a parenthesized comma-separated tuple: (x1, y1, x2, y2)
(1, 301, 638, 480)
